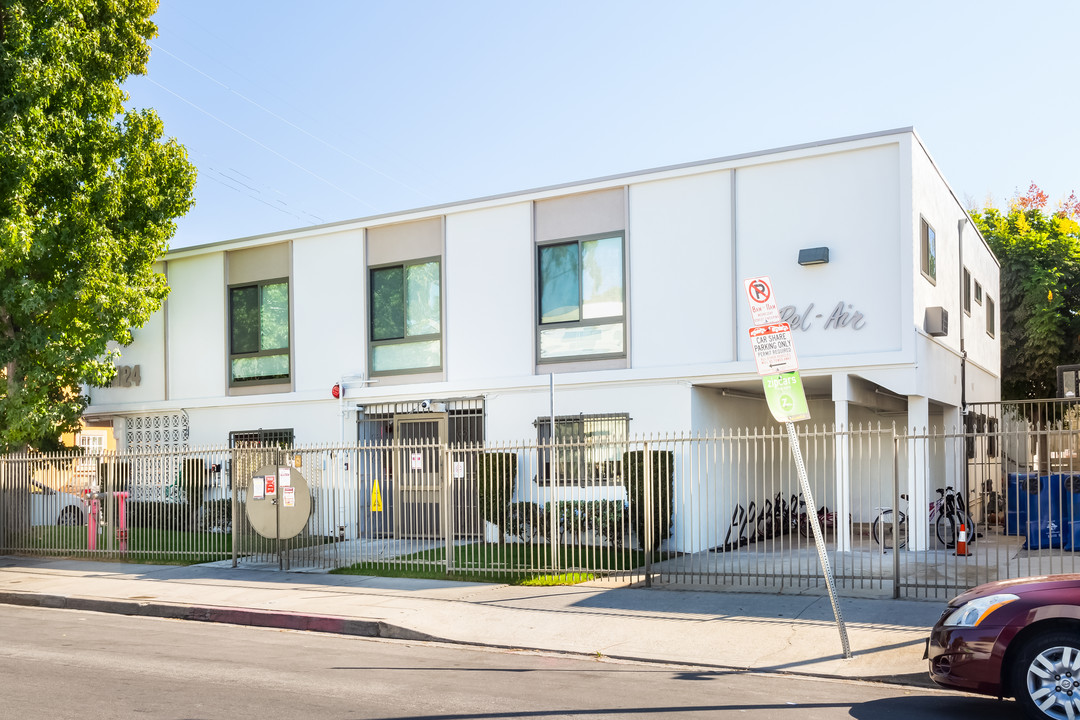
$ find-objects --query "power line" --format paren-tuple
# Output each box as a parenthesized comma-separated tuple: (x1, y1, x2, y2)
(146, 77, 380, 214)
(150, 41, 436, 202)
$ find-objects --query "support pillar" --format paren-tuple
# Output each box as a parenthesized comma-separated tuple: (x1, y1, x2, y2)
(907, 395, 930, 551)
(832, 373, 852, 552)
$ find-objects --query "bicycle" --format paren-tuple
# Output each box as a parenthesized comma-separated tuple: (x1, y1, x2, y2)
(871, 486, 976, 550)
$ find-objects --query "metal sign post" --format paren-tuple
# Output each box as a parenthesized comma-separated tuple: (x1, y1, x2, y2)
(744, 275, 851, 659)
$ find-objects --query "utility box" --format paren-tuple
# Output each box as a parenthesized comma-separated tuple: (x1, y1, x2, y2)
(924, 306, 949, 337)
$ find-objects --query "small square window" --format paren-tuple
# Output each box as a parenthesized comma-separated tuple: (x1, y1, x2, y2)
(920, 218, 936, 284)
(975, 281, 983, 305)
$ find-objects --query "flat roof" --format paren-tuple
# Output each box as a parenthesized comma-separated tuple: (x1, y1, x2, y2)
(168, 127, 917, 257)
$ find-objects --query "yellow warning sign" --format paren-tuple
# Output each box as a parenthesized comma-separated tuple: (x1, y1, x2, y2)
(370, 480, 383, 512)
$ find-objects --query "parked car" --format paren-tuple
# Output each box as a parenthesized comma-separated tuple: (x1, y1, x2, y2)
(30, 479, 86, 527)
(928, 574, 1080, 720)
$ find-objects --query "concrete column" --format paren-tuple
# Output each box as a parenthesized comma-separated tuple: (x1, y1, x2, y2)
(832, 373, 852, 551)
(907, 395, 930, 551)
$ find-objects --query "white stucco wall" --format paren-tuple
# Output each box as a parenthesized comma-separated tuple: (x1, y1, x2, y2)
(445, 202, 534, 382)
(92, 305, 166, 405)
(628, 171, 734, 368)
(735, 143, 904, 364)
(292, 228, 366, 394)
(167, 253, 227, 401)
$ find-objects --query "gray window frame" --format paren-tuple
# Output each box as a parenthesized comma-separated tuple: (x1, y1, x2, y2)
(987, 295, 996, 338)
(534, 412, 630, 486)
(920, 217, 936, 284)
(535, 231, 627, 364)
(963, 267, 971, 315)
(368, 256, 443, 377)
(975, 281, 983, 305)
(228, 277, 291, 387)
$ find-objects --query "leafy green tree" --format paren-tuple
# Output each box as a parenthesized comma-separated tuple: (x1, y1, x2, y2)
(969, 185, 1080, 399)
(0, 1, 195, 451)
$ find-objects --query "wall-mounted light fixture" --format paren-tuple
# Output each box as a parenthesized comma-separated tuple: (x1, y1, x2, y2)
(798, 247, 830, 266)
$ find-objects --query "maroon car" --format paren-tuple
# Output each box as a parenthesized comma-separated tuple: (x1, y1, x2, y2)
(928, 574, 1080, 720)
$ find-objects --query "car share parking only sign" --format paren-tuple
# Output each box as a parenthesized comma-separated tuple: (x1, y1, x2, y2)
(744, 276, 781, 326)
(748, 322, 798, 375)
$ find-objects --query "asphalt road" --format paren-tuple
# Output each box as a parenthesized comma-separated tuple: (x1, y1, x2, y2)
(0, 605, 1022, 720)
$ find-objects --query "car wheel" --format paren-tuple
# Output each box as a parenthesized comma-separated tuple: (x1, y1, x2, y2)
(57, 507, 85, 526)
(1010, 629, 1080, 720)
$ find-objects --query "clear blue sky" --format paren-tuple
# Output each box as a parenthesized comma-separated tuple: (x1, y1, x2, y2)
(126, 0, 1080, 249)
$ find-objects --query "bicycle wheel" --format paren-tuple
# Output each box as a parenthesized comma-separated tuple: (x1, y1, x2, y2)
(872, 509, 907, 549)
(936, 511, 959, 548)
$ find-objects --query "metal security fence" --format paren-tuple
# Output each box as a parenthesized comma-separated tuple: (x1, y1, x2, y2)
(4, 410, 1080, 600)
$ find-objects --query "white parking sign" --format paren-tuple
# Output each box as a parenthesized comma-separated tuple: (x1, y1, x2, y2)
(748, 322, 799, 375)
(744, 276, 781, 326)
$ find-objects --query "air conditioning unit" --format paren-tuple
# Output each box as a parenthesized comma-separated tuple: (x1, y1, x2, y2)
(924, 306, 948, 337)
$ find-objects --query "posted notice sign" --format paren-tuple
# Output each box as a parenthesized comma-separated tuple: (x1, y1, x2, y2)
(763, 372, 811, 423)
(748, 322, 798, 375)
(744, 276, 781, 326)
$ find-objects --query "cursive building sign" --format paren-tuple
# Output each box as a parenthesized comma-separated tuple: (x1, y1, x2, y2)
(779, 302, 867, 332)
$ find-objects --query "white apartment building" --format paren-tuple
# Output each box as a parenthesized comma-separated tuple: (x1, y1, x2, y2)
(81, 128, 1000, 550)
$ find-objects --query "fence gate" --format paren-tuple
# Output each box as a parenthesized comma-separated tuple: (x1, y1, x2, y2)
(393, 415, 447, 539)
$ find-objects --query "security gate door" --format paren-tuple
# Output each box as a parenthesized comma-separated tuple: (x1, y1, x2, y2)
(393, 414, 447, 539)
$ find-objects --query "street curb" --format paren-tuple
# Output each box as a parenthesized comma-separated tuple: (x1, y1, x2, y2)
(0, 591, 441, 643)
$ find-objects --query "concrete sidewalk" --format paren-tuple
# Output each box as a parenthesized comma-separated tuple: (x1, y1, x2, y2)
(0, 555, 942, 687)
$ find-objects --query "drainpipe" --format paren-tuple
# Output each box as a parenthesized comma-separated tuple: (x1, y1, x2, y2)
(958, 217, 969, 501)
(958, 217, 968, 418)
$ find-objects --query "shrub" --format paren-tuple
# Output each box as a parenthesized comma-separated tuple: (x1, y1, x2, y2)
(506, 501, 544, 541)
(623, 450, 675, 550)
(475, 452, 518, 543)
(198, 500, 232, 532)
(587, 500, 629, 547)
(180, 458, 208, 507)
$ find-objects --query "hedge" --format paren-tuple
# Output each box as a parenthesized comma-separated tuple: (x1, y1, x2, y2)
(622, 450, 675, 550)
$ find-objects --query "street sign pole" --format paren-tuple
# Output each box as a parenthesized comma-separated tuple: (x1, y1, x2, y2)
(743, 275, 851, 660)
(785, 420, 851, 659)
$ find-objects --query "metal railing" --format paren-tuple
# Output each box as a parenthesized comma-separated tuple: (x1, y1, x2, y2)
(3, 415, 1080, 600)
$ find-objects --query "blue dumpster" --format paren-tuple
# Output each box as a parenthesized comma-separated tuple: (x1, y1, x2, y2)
(1007, 473, 1040, 536)
(1056, 473, 1080, 551)
(1023, 474, 1065, 550)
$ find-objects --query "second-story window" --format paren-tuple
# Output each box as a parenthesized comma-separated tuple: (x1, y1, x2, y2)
(370, 259, 441, 374)
(537, 233, 625, 362)
(921, 218, 936, 284)
(229, 279, 290, 385)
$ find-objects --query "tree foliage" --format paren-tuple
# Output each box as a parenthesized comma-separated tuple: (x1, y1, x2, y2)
(0, 0, 195, 451)
(969, 184, 1080, 399)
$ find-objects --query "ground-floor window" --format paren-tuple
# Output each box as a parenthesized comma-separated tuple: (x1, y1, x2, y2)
(534, 413, 630, 485)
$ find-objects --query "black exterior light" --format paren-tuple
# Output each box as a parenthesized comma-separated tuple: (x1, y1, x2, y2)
(798, 247, 830, 265)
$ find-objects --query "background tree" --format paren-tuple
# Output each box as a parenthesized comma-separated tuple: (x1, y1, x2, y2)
(0, 0, 195, 451)
(969, 184, 1080, 399)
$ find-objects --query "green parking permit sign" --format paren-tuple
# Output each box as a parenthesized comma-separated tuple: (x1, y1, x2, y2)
(762, 371, 811, 423)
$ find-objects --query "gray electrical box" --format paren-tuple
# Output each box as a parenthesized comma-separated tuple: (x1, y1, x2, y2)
(245, 464, 312, 540)
(924, 306, 949, 337)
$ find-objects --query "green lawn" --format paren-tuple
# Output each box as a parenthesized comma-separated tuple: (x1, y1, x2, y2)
(332, 541, 653, 585)
(7, 526, 329, 565)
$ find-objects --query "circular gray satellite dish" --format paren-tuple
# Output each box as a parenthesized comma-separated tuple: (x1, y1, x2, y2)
(245, 464, 312, 540)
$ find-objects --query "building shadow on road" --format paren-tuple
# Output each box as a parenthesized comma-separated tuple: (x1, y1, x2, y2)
(850, 694, 1017, 719)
